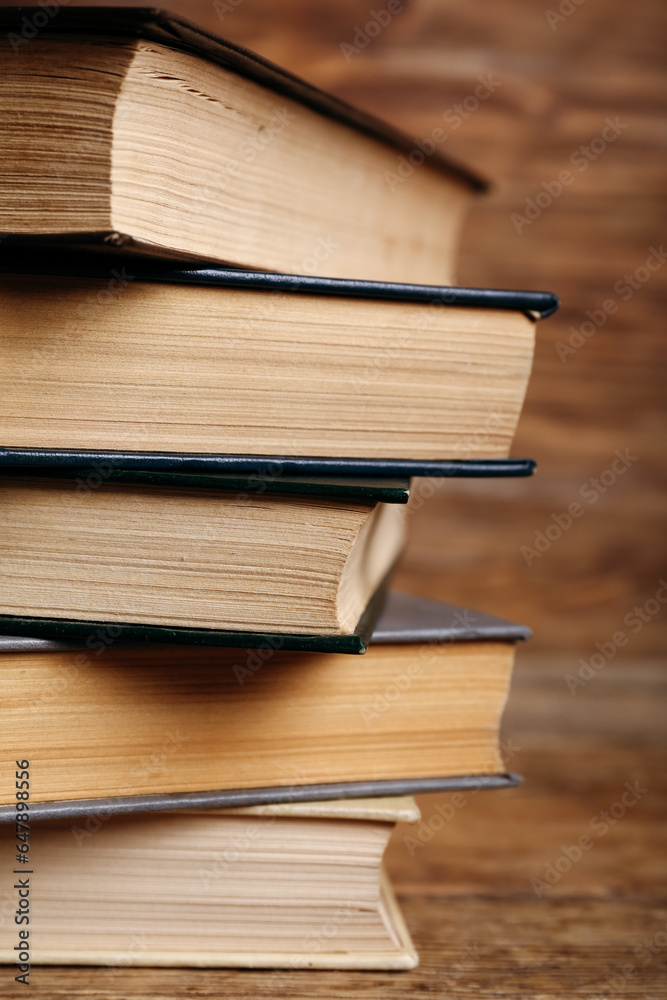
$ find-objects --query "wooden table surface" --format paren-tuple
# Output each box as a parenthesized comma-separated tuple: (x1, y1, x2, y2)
(12, 654, 667, 998)
(1, 0, 665, 995)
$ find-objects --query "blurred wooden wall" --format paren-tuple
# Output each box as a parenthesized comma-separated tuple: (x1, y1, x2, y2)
(9, 0, 666, 656)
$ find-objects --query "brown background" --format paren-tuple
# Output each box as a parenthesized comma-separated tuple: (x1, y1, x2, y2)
(3, 0, 666, 996)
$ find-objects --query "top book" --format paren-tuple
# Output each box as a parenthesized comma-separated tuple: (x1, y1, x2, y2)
(0, 6, 485, 283)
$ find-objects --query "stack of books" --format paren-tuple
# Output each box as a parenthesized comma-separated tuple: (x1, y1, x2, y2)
(0, 7, 558, 974)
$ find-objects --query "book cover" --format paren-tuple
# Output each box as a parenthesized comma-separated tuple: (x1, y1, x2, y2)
(0, 593, 530, 821)
(0, 250, 556, 476)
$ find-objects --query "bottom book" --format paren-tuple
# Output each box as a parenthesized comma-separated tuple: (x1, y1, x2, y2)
(0, 797, 419, 970)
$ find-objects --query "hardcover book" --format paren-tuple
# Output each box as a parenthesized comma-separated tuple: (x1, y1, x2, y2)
(0, 592, 528, 816)
(0, 797, 421, 970)
(0, 470, 408, 649)
(0, 252, 558, 467)
(0, 6, 483, 283)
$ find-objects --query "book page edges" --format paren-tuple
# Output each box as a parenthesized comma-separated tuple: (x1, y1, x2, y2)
(184, 795, 421, 823)
(0, 870, 417, 970)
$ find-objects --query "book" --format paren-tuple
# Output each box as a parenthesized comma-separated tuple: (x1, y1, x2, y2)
(0, 592, 529, 811)
(0, 6, 484, 284)
(0, 796, 420, 970)
(0, 253, 558, 464)
(0, 470, 407, 645)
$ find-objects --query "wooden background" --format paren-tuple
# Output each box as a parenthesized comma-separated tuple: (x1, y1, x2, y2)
(2, 0, 666, 996)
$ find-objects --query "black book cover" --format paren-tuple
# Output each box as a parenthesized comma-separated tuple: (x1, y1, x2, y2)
(0, 449, 537, 478)
(0, 467, 412, 504)
(0, 248, 559, 318)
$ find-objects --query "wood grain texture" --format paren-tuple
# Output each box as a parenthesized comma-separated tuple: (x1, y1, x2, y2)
(8, 897, 667, 997)
(0, 1, 664, 995)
